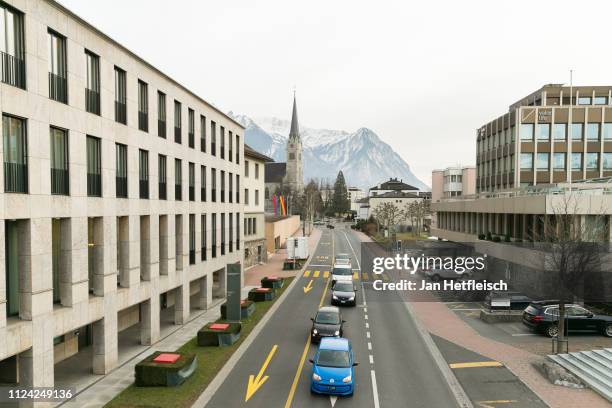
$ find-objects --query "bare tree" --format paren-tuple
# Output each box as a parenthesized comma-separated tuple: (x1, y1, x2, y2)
(301, 180, 321, 235)
(402, 199, 431, 236)
(372, 202, 403, 236)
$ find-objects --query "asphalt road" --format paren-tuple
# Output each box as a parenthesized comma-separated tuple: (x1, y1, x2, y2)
(205, 226, 459, 408)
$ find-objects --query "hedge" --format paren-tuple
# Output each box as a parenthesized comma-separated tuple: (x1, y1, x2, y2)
(135, 352, 197, 387)
(248, 287, 276, 302)
(261, 276, 284, 289)
(220, 300, 255, 319)
(197, 322, 242, 347)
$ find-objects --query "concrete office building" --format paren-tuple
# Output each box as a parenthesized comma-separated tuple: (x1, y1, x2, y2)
(476, 84, 612, 192)
(0, 0, 243, 395)
(243, 145, 272, 268)
(431, 166, 475, 229)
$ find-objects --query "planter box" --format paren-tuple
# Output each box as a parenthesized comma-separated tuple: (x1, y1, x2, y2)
(220, 300, 255, 319)
(135, 352, 197, 387)
(248, 287, 276, 302)
(261, 276, 284, 289)
(197, 322, 242, 347)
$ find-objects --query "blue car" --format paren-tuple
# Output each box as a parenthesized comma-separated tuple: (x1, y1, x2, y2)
(309, 337, 358, 396)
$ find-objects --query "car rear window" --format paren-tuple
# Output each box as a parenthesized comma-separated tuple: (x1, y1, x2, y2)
(333, 282, 354, 292)
(524, 305, 538, 315)
(316, 311, 340, 324)
(316, 350, 350, 368)
(332, 268, 352, 276)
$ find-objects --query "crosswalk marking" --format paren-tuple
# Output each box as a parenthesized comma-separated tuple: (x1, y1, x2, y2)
(303, 270, 310, 277)
(382, 274, 389, 282)
(353, 272, 359, 280)
(362, 272, 368, 281)
(313, 270, 320, 278)
(323, 271, 329, 279)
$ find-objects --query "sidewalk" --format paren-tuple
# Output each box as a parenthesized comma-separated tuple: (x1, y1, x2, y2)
(352, 230, 610, 408)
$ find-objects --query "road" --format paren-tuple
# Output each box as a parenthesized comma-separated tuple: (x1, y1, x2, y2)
(205, 226, 459, 408)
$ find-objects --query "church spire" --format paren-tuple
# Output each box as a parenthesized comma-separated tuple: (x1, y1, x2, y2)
(289, 92, 300, 141)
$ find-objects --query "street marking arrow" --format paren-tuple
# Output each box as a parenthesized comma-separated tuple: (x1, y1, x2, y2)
(303, 279, 314, 293)
(329, 396, 338, 407)
(245, 344, 278, 402)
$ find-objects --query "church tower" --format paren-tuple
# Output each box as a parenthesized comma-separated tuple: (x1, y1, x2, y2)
(285, 93, 303, 192)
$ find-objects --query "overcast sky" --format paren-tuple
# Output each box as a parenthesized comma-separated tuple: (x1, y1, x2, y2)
(59, 0, 612, 186)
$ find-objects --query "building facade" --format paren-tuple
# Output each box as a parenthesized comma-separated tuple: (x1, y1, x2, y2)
(243, 145, 272, 268)
(0, 0, 243, 392)
(348, 186, 365, 212)
(476, 84, 612, 193)
(431, 166, 475, 229)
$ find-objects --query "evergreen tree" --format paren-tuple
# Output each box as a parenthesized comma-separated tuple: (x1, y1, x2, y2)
(332, 171, 350, 214)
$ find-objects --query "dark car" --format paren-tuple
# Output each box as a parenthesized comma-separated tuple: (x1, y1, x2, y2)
(485, 291, 532, 311)
(311, 306, 344, 343)
(332, 282, 357, 307)
(327, 224, 335, 229)
(522, 301, 612, 338)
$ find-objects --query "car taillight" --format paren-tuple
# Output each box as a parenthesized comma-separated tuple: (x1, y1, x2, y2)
(532, 315, 543, 322)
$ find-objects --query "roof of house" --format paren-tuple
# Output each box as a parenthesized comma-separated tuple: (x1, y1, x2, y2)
(265, 162, 287, 183)
(244, 144, 274, 162)
(370, 178, 418, 191)
(372, 191, 422, 199)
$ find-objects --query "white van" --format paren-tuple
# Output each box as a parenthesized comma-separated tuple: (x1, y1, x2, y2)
(331, 263, 353, 286)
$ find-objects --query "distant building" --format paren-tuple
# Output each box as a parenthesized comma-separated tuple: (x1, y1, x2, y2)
(357, 178, 429, 221)
(368, 178, 423, 197)
(348, 187, 365, 212)
(431, 166, 475, 229)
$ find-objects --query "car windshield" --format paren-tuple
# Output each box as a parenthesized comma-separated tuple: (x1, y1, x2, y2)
(333, 282, 354, 292)
(315, 311, 340, 324)
(332, 267, 352, 276)
(316, 350, 350, 368)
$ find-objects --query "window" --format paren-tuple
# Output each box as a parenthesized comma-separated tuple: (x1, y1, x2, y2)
(536, 153, 549, 170)
(86, 136, 102, 197)
(578, 96, 591, 105)
(115, 143, 128, 197)
(236, 213, 240, 250)
(158, 91, 166, 138)
(139, 149, 149, 199)
(236, 134, 240, 163)
(537, 124, 550, 141)
(510, 126, 515, 142)
(48, 29, 67, 103)
(189, 162, 195, 201)
(174, 101, 182, 143)
(85, 50, 100, 114)
(594, 96, 608, 105)
(255, 189, 259, 205)
(587, 123, 600, 140)
(520, 153, 533, 170)
(236, 174, 240, 203)
(189, 214, 195, 265)
(50, 127, 69, 195)
(519, 124, 533, 140)
(244, 160, 249, 177)
(3, 114, 27, 193)
(112, 68, 128, 126)
(175, 158, 182, 200)
(603, 153, 612, 170)
(220, 170, 225, 203)
(228, 172, 233, 203)
(188, 108, 195, 148)
(211, 213, 217, 258)
(245, 188, 249, 205)
(229, 212, 233, 252)
(0, 4, 25, 89)
(571, 123, 583, 140)
(211, 168, 217, 202)
(229, 131, 233, 162)
(255, 163, 260, 179)
(553, 152, 566, 171)
(604, 123, 612, 140)
(571, 153, 582, 170)
(586, 152, 599, 170)
(220, 126, 225, 159)
(201, 214, 207, 261)
(158, 154, 167, 200)
(138, 80, 148, 132)
(221, 213, 225, 255)
(200, 115, 206, 152)
(553, 123, 566, 140)
(211, 121, 217, 156)
(201, 165, 206, 202)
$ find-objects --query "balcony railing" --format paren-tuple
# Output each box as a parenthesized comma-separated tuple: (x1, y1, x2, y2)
(189, 185, 195, 201)
(159, 182, 167, 200)
(116, 175, 128, 198)
(188, 132, 195, 148)
(189, 250, 195, 265)
(4, 162, 27, 193)
(158, 120, 166, 138)
(51, 167, 69, 195)
(139, 111, 148, 132)
(85, 88, 100, 115)
(200, 138, 205, 152)
(49, 72, 68, 104)
(0, 51, 25, 89)
(87, 172, 102, 197)
(175, 183, 182, 200)
(115, 101, 127, 124)
(174, 126, 181, 144)
(201, 246, 206, 261)
(139, 179, 149, 199)
(201, 187, 206, 202)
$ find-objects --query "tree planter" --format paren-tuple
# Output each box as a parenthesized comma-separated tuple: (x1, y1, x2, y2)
(135, 352, 197, 387)
(261, 276, 284, 289)
(197, 322, 242, 347)
(248, 287, 276, 302)
(220, 299, 255, 319)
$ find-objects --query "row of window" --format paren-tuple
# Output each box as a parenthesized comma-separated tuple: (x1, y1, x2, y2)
(519, 123, 612, 142)
(244, 160, 260, 179)
(244, 216, 258, 236)
(243, 188, 260, 206)
(519, 152, 612, 171)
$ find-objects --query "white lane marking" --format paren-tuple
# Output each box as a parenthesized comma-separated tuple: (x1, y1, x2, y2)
(511, 333, 537, 337)
(365, 322, 369, 329)
(364, 307, 368, 313)
(364, 314, 368, 320)
(330, 396, 337, 407)
(371, 370, 380, 408)
(367, 342, 372, 350)
(308, 264, 332, 268)
(369, 354, 374, 364)
(366, 331, 371, 339)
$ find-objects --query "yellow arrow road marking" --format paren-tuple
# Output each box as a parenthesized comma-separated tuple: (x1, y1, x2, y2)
(477, 400, 517, 408)
(303, 279, 314, 294)
(303, 270, 310, 278)
(450, 361, 503, 369)
(313, 270, 320, 278)
(323, 271, 329, 279)
(245, 344, 278, 402)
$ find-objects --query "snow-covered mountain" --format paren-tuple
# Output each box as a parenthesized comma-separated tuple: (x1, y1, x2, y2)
(228, 112, 429, 191)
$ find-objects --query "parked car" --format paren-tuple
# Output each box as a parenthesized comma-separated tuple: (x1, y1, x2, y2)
(522, 301, 612, 338)
(332, 282, 357, 306)
(327, 224, 335, 229)
(331, 264, 353, 287)
(309, 337, 357, 396)
(484, 291, 532, 311)
(424, 268, 472, 282)
(311, 306, 345, 343)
